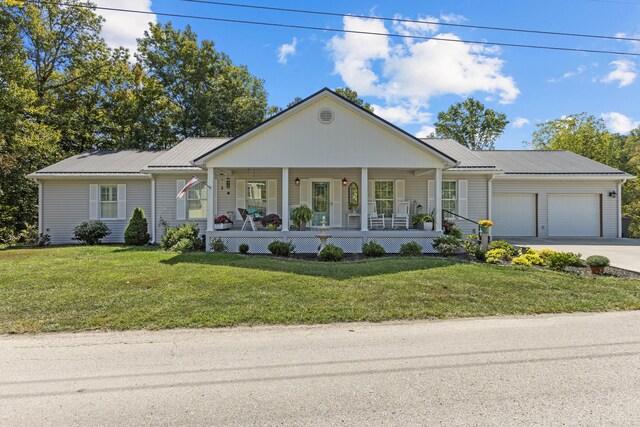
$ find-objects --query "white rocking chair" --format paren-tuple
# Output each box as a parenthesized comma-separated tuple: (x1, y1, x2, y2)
(238, 208, 257, 231)
(392, 201, 410, 230)
(368, 202, 385, 230)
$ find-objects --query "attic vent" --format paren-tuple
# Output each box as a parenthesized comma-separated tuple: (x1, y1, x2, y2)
(318, 108, 334, 124)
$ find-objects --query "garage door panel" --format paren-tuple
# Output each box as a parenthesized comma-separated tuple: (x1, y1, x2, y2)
(548, 194, 599, 237)
(492, 194, 536, 237)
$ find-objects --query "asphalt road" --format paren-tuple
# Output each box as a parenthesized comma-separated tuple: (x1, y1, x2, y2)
(2, 312, 640, 426)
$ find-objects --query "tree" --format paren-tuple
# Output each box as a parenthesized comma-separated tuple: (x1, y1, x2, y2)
(334, 87, 373, 113)
(434, 98, 508, 150)
(124, 207, 151, 245)
(136, 22, 269, 140)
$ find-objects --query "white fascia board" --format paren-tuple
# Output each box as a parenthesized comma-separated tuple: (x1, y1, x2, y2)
(493, 174, 633, 181)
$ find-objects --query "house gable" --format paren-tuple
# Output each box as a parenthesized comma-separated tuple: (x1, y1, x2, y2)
(195, 89, 457, 169)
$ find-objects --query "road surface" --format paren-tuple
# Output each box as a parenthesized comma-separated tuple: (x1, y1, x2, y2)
(2, 312, 640, 426)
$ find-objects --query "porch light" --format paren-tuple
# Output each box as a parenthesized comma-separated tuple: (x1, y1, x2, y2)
(295, 177, 300, 186)
(609, 191, 617, 198)
(342, 177, 348, 186)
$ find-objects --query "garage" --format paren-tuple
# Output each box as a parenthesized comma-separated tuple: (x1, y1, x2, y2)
(548, 194, 600, 237)
(492, 194, 536, 237)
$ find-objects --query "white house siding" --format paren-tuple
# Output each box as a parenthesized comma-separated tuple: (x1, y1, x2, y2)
(41, 178, 151, 244)
(492, 179, 620, 238)
(154, 174, 207, 240)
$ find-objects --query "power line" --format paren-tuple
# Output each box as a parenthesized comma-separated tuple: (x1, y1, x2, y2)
(181, 0, 640, 43)
(24, 1, 640, 57)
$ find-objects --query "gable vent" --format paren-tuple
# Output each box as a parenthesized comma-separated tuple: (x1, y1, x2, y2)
(318, 108, 334, 124)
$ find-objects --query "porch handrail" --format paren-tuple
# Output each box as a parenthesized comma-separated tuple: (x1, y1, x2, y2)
(442, 209, 478, 225)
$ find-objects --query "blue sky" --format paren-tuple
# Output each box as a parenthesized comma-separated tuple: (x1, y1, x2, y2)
(97, 0, 640, 148)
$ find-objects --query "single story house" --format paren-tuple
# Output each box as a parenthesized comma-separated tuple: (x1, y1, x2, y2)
(29, 88, 634, 253)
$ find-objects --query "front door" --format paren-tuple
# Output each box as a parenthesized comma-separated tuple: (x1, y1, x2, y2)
(310, 180, 331, 227)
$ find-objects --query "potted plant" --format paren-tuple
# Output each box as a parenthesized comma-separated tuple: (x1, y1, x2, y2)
(214, 215, 233, 230)
(261, 213, 282, 231)
(478, 219, 493, 235)
(291, 205, 313, 231)
(412, 213, 433, 231)
(585, 255, 609, 275)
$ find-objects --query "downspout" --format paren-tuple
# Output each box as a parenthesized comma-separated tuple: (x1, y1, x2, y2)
(487, 174, 494, 239)
(618, 179, 626, 238)
(151, 175, 156, 243)
(37, 179, 43, 235)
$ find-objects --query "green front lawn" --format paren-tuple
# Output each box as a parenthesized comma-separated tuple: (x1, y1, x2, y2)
(1, 246, 639, 333)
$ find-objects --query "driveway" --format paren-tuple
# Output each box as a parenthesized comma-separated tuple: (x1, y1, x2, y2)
(2, 312, 640, 426)
(506, 237, 640, 272)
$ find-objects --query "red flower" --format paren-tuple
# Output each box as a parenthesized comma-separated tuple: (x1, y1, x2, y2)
(215, 215, 232, 224)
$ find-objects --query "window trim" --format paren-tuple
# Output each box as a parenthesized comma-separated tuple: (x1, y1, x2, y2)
(373, 180, 394, 217)
(187, 181, 208, 219)
(442, 180, 457, 220)
(99, 184, 119, 220)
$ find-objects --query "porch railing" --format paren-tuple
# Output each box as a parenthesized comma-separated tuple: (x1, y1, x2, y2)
(442, 209, 478, 225)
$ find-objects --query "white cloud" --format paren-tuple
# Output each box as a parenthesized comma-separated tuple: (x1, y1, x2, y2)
(415, 125, 436, 138)
(95, 0, 156, 54)
(327, 16, 519, 119)
(601, 112, 640, 133)
(393, 14, 440, 40)
(371, 104, 431, 125)
(512, 117, 530, 128)
(548, 64, 587, 83)
(440, 13, 468, 24)
(601, 60, 637, 87)
(278, 37, 298, 65)
(615, 32, 640, 53)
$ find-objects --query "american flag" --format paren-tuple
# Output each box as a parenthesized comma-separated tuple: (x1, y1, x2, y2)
(176, 177, 200, 199)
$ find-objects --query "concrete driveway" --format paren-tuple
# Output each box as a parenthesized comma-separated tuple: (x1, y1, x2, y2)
(505, 237, 640, 272)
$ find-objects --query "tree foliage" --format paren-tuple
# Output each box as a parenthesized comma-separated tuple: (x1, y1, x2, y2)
(334, 87, 374, 112)
(434, 98, 508, 150)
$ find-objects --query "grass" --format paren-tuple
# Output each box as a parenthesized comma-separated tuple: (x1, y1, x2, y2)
(1, 245, 639, 333)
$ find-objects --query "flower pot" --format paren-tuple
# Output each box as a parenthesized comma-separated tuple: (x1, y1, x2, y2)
(480, 225, 489, 234)
(214, 223, 232, 230)
(423, 222, 433, 231)
(590, 266, 605, 275)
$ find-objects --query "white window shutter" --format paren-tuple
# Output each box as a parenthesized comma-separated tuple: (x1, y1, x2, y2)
(395, 180, 405, 209)
(212, 179, 217, 218)
(266, 179, 277, 215)
(235, 179, 246, 220)
(458, 180, 468, 218)
(300, 179, 310, 206)
(331, 179, 343, 228)
(89, 184, 99, 220)
(367, 180, 374, 202)
(176, 180, 186, 221)
(117, 184, 126, 220)
(427, 180, 435, 212)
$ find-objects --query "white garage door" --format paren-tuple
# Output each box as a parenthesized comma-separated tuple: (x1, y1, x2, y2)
(548, 194, 599, 237)
(492, 194, 536, 237)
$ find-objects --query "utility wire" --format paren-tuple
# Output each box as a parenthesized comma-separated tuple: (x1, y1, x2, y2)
(181, 0, 640, 43)
(25, 1, 640, 57)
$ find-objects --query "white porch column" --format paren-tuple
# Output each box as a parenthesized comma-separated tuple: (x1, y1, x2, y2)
(617, 180, 623, 238)
(360, 168, 368, 231)
(487, 175, 493, 239)
(37, 179, 43, 235)
(151, 176, 156, 243)
(282, 167, 289, 231)
(435, 168, 443, 232)
(207, 167, 215, 232)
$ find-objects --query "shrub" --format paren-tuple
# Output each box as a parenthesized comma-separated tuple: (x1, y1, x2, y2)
(474, 248, 486, 261)
(124, 207, 151, 245)
(433, 235, 462, 255)
(511, 253, 545, 267)
(73, 221, 111, 245)
(545, 251, 583, 271)
(399, 241, 423, 256)
(485, 248, 508, 264)
(463, 234, 480, 255)
(488, 240, 519, 257)
(585, 255, 610, 268)
(171, 238, 196, 253)
(268, 240, 295, 256)
(160, 222, 204, 252)
(319, 244, 344, 261)
(411, 213, 433, 228)
(291, 205, 313, 228)
(14, 224, 50, 247)
(238, 243, 249, 254)
(362, 240, 385, 257)
(210, 237, 227, 253)
(443, 222, 462, 239)
(537, 248, 557, 260)
(261, 214, 282, 228)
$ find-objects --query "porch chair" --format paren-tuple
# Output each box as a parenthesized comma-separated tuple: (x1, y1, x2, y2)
(392, 201, 410, 230)
(368, 202, 385, 230)
(238, 208, 257, 231)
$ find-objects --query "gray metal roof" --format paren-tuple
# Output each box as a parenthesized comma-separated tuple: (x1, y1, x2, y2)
(147, 137, 230, 169)
(32, 150, 163, 175)
(423, 138, 629, 175)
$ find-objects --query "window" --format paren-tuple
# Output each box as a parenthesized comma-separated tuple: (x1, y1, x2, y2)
(100, 185, 118, 219)
(187, 182, 207, 219)
(443, 181, 457, 220)
(246, 181, 267, 217)
(374, 181, 394, 217)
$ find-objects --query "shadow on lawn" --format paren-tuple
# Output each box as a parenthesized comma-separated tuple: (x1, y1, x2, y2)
(159, 250, 460, 280)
